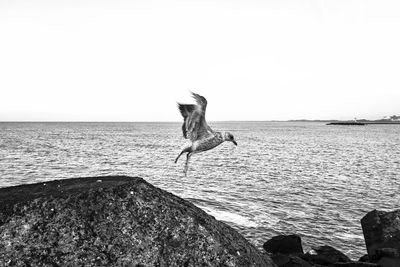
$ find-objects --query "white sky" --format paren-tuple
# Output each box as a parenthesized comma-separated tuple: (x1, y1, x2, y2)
(1, 0, 399, 121)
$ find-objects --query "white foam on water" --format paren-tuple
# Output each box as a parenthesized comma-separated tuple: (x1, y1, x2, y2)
(199, 206, 258, 228)
(334, 232, 364, 241)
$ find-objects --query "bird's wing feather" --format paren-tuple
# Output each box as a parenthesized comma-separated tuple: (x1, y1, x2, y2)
(178, 104, 196, 138)
(177, 93, 214, 141)
(191, 92, 207, 113)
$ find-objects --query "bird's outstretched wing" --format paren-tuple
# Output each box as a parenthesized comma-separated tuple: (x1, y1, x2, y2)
(191, 92, 207, 114)
(177, 92, 214, 141)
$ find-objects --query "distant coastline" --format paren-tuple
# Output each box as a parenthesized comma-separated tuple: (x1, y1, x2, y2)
(289, 118, 400, 125)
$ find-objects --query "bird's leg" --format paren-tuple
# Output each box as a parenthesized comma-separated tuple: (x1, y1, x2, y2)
(175, 146, 192, 163)
(184, 152, 192, 176)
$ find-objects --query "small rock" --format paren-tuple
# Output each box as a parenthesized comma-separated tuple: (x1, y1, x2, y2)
(334, 262, 379, 267)
(271, 253, 290, 266)
(376, 257, 400, 267)
(375, 248, 400, 259)
(301, 245, 351, 265)
(284, 256, 314, 267)
(263, 234, 304, 255)
(358, 254, 369, 262)
(272, 254, 313, 267)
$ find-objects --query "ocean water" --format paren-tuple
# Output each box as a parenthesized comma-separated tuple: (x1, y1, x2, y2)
(1, 121, 399, 259)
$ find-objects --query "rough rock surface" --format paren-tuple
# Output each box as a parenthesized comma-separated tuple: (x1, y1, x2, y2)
(360, 209, 400, 259)
(0, 176, 275, 266)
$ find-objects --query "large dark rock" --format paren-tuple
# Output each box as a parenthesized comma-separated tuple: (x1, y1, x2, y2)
(361, 209, 400, 259)
(0, 176, 275, 266)
(301, 245, 351, 266)
(361, 209, 400, 267)
(263, 234, 304, 255)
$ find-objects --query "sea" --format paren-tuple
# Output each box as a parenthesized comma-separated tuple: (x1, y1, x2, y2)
(1, 121, 399, 259)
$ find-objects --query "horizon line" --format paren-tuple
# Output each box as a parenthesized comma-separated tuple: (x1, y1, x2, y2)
(0, 119, 344, 123)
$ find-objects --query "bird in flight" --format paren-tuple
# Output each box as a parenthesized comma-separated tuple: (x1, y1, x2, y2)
(175, 92, 237, 176)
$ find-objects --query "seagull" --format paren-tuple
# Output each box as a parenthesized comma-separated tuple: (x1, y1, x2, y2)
(175, 92, 237, 175)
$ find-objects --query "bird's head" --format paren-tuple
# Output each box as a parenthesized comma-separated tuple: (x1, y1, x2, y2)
(224, 132, 237, 146)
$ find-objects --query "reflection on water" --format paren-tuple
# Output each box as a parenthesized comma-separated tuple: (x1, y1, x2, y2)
(1, 121, 399, 259)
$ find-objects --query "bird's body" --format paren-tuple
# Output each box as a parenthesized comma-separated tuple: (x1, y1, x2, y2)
(192, 132, 224, 152)
(175, 93, 237, 175)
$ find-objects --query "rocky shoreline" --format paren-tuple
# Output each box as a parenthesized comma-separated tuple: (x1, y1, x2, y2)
(262, 208, 400, 266)
(1, 176, 399, 267)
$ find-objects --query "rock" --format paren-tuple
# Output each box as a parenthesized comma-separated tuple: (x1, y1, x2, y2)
(375, 247, 400, 259)
(361, 209, 400, 259)
(263, 234, 304, 255)
(301, 245, 351, 266)
(376, 257, 400, 267)
(333, 262, 379, 267)
(271, 254, 314, 267)
(358, 254, 369, 262)
(271, 253, 292, 266)
(281, 256, 314, 267)
(0, 176, 275, 266)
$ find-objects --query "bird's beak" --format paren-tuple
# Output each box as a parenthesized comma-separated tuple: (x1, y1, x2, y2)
(232, 140, 237, 146)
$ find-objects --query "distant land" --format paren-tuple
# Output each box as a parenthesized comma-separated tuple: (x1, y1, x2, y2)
(289, 115, 400, 125)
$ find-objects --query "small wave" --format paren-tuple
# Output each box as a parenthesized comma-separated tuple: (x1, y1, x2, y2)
(198, 206, 258, 228)
(334, 232, 364, 241)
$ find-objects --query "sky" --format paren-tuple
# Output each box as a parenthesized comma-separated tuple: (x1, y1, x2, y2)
(1, 0, 399, 121)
